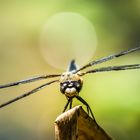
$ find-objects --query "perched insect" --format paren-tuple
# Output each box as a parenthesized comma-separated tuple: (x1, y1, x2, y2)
(0, 46, 140, 123)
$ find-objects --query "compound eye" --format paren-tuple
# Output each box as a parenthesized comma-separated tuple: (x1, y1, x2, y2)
(76, 83, 80, 87)
(63, 82, 68, 87)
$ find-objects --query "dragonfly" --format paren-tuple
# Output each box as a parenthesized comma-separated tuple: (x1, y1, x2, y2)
(0, 46, 140, 123)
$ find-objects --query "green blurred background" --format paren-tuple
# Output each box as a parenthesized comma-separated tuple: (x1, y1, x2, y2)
(0, 0, 140, 140)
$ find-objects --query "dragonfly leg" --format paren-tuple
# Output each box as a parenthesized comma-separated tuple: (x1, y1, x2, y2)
(63, 98, 71, 112)
(69, 99, 73, 109)
(76, 96, 99, 127)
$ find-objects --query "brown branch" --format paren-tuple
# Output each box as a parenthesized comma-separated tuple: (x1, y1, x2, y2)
(55, 105, 113, 140)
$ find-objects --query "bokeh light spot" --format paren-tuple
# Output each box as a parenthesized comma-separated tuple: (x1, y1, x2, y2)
(40, 12, 97, 70)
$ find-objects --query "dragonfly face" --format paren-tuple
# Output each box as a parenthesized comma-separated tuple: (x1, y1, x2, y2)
(59, 71, 83, 98)
(59, 60, 83, 98)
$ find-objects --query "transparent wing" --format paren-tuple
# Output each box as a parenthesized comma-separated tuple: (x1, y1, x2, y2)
(0, 80, 59, 108)
(0, 74, 60, 89)
(81, 64, 140, 75)
(76, 46, 140, 72)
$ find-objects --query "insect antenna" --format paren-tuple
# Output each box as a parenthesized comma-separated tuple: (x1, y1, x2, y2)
(76, 46, 140, 72)
(0, 80, 59, 109)
(0, 74, 61, 89)
(81, 64, 140, 75)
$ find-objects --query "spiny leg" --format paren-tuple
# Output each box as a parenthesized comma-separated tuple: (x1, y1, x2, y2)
(76, 96, 97, 123)
(63, 98, 72, 113)
(0, 80, 58, 108)
(0, 74, 61, 89)
(81, 64, 140, 75)
(69, 98, 73, 109)
(86, 106, 90, 115)
(76, 46, 140, 72)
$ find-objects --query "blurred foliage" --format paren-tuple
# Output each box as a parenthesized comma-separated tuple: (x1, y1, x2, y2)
(0, 0, 140, 140)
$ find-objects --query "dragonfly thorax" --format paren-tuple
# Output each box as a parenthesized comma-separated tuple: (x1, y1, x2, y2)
(59, 72, 83, 98)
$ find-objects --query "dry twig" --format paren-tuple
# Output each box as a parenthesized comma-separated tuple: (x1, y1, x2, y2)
(55, 105, 113, 140)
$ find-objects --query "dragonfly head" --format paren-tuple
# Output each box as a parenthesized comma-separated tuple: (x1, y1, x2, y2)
(59, 60, 83, 97)
(59, 71, 83, 97)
